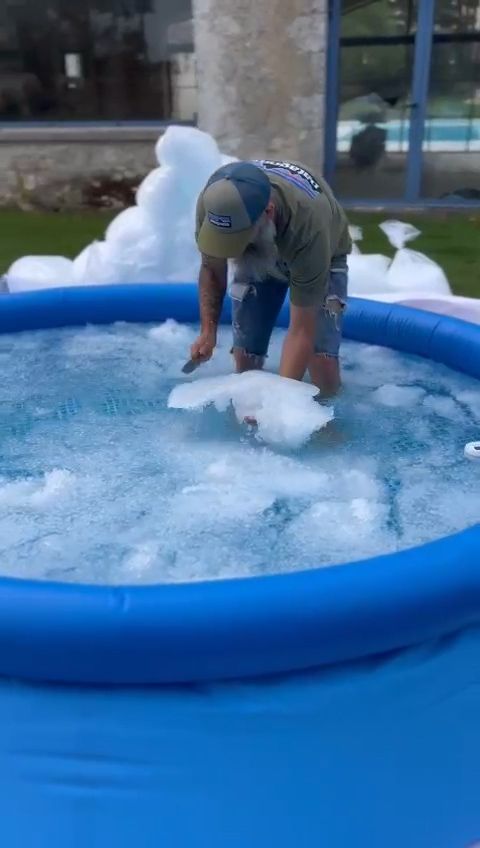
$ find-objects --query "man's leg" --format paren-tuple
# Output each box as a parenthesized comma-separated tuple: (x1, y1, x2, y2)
(231, 279, 288, 373)
(308, 256, 348, 396)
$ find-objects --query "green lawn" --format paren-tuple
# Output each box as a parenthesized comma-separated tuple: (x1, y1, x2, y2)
(348, 211, 480, 299)
(1, 208, 479, 298)
(0, 209, 113, 271)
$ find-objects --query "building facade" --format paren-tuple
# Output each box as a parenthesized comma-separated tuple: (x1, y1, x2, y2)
(0, 0, 478, 208)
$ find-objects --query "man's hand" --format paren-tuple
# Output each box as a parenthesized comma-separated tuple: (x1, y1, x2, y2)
(190, 255, 227, 365)
(190, 329, 216, 363)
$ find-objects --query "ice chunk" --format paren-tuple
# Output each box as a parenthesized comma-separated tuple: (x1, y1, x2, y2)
(122, 540, 160, 579)
(104, 207, 165, 282)
(423, 394, 464, 420)
(348, 225, 363, 255)
(289, 497, 394, 566)
(6, 256, 75, 292)
(105, 206, 158, 248)
(72, 241, 132, 285)
(349, 225, 363, 243)
(455, 389, 480, 421)
(396, 463, 480, 548)
(168, 371, 334, 447)
(0, 469, 74, 509)
(149, 319, 195, 349)
(149, 319, 196, 368)
(380, 220, 421, 249)
(220, 154, 239, 166)
(386, 248, 451, 296)
(371, 384, 426, 407)
(155, 126, 221, 195)
(136, 166, 183, 218)
(347, 253, 391, 295)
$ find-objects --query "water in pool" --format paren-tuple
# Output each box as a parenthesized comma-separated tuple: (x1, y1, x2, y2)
(0, 320, 478, 584)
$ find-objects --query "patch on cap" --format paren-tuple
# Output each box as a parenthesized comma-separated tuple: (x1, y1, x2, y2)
(208, 212, 232, 229)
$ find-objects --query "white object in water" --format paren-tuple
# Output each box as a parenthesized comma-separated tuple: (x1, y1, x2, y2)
(464, 441, 480, 461)
(168, 370, 334, 448)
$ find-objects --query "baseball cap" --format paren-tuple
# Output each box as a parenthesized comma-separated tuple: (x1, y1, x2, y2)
(196, 161, 271, 259)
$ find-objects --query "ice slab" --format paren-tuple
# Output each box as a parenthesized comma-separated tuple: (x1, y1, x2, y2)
(168, 371, 334, 448)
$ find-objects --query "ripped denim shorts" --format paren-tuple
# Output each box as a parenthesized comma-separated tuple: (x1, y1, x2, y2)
(230, 255, 348, 359)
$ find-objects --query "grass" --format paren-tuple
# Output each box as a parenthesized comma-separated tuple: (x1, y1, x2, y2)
(348, 210, 480, 298)
(0, 207, 479, 298)
(0, 209, 114, 272)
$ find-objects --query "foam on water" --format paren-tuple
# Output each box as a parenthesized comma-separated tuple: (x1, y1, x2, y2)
(0, 321, 478, 584)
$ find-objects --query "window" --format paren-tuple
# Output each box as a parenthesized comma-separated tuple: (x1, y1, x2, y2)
(330, 0, 480, 202)
(0, 0, 196, 122)
(333, 0, 418, 200)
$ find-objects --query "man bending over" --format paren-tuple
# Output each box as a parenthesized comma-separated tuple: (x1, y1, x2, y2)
(190, 159, 351, 395)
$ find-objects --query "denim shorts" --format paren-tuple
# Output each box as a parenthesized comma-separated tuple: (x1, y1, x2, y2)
(230, 255, 348, 359)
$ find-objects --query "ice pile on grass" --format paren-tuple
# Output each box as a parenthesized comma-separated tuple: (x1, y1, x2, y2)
(348, 219, 451, 299)
(6, 126, 229, 292)
(348, 225, 363, 255)
(4, 124, 458, 313)
(168, 371, 334, 448)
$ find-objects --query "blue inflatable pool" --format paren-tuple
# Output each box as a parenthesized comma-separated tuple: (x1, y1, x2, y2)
(0, 285, 479, 848)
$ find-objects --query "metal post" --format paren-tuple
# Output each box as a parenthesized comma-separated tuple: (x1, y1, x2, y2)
(405, 0, 436, 203)
(324, 0, 342, 183)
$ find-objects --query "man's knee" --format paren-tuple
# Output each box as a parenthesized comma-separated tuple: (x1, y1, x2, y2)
(232, 347, 265, 373)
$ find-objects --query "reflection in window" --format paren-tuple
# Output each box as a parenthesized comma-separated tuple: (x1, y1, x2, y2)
(0, 0, 196, 122)
(433, 0, 480, 33)
(334, 1, 417, 199)
(334, 0, 480, 201)
(422, 11, 480, 200)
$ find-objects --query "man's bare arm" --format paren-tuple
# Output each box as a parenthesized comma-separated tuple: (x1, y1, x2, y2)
(279, 303, 317, 381)
(199, 255, 228, 333)
(190, 255, 228, 363)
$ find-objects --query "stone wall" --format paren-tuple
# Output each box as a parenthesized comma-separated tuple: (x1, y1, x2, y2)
(0, 0, 329, 210)
(192, 0, 328, 174)
(0, 127, 160, 210)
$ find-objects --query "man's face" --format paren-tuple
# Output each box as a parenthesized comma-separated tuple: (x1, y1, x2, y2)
(231, 212, 278, 282)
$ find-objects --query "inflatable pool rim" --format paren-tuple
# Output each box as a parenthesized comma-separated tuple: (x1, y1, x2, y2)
(0, 283, 479, 686)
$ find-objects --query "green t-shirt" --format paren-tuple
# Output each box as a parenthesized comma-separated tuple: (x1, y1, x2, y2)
(196, 159, 352, 307)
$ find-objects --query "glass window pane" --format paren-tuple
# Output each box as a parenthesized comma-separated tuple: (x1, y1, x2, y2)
(0, 0, 196, 121)
(421, 22, 480, 199)
(433, 0, 480, 34)
(333, 1, 417, 200)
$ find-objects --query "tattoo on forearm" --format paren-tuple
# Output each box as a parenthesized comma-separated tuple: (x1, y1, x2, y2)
(199, 259, 227, 331)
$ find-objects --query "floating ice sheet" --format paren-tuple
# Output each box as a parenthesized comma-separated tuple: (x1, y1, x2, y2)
(168, 371, 334, 448)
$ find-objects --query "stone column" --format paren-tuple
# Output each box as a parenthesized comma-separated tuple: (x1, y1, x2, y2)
(192, 0, 328, 174)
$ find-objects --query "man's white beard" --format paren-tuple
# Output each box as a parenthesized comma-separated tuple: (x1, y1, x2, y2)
(231, 217, 279, 282)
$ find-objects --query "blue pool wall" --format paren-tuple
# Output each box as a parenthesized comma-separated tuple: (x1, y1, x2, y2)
(0, 285, 479, 848)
